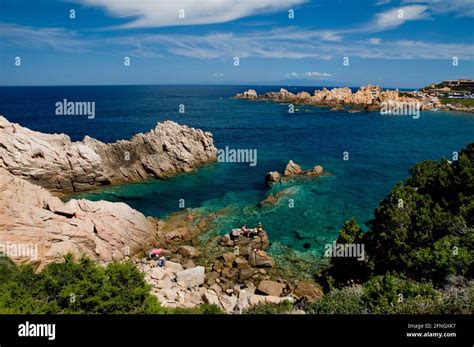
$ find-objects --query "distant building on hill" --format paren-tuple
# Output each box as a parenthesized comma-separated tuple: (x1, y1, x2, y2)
(443, 79, 474, 90)
(422, 79, 474, 98)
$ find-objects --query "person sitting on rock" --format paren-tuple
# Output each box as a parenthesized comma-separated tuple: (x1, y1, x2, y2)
(248, 223, 263, 239)
(253, 248, 267, 259)
(231, 229, 240, 240)
(241, 224, 249, 238)
(158, 256, 166, 267)
(148, 248, 163, 259)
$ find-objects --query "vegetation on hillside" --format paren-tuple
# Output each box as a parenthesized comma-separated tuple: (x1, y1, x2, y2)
(325, 143, 474, 287)
(245, 275, 473, 314)
(0, 254, 221, 314)
(440, 98, 474, 107)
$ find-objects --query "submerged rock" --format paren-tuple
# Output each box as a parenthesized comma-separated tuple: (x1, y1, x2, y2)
(258, 188, 298, 208)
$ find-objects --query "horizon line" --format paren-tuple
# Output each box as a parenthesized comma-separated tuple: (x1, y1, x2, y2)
(0, 83, 420, 90)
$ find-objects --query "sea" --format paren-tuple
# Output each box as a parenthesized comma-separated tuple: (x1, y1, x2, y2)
(1, 85, 473, 261)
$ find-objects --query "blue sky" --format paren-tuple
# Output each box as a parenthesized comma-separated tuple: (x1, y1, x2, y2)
(0, 0, 473, 88)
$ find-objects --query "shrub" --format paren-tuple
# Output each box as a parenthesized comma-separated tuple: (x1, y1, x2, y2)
(326, 143, 474, 286)
(306, 286, 367, 314)
(0, 255, 164, 314)
(243, 300, 294, 314)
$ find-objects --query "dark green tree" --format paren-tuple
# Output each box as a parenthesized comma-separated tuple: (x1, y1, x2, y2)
(326, 143, 473, 286)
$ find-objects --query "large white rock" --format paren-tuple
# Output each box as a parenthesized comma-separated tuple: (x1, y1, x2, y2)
(0, 167, 159, 270)
(0, 116, 216, 194)
(150, 267, 167, 281)
(176, 266, 205, 288)
(165, 261, 184, 273)
(202, 289, 220, 306)
(218, 294, 238, 313)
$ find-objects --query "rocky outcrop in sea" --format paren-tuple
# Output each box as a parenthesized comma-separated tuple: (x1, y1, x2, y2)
(265, 160, 325, 185)
(0, 116, 216, 194)
(236, 85, 441, 112)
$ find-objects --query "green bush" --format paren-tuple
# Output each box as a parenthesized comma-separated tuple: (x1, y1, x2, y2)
(362, 274, 439, 314)
(0, 254, 16, 282)
(306, 286, 367, 314)
(0, 254, 220, 314)
(324, 219, 373, 286)
(243, 300, 294, 314)
(0, 255, 163, 314)
(307, 275, 472, 314)
(326, 143, 474, 286)
(440, 98, 474, 107)
(167, 304, 223, 314)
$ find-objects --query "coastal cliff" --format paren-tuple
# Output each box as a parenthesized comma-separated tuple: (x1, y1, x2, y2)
(0, 116, 217, 194)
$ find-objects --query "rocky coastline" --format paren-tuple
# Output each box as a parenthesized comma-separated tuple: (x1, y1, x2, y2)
(0, 116, 322, 313)
(0, 116, 216, 195)
(134, 208, 323, 313)
(236, 85, 446, 113)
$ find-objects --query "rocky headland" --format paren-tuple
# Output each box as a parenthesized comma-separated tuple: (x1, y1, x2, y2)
(236, 85, 441, 112)
(0, 116, 216, 195)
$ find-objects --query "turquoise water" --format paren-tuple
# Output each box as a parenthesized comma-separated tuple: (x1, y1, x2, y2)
(1, 85, 473, 257)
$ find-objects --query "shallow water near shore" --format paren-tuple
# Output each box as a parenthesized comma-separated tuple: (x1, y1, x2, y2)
(1, 85, 473, 259)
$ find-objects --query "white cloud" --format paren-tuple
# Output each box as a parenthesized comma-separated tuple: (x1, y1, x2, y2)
(0, 22, 84, 52)
(372, 5, 430, 31)
(2, 22, 473, 62)
(75, 0, 307, 28)
(291, 5, 431, 39)
(113, 27, 474, 61)
(369, 37, 382, 45)
(403, 0, 474, 17)
(285, 72, 332, 79)
(118, 29, 338, 59)
(304, 71, 332, 77)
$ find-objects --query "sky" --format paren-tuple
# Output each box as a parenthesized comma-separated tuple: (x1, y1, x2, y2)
(0, 0, 473, 88)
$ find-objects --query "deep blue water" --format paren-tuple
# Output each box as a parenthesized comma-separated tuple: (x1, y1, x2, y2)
(1, 85, 473, 257)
